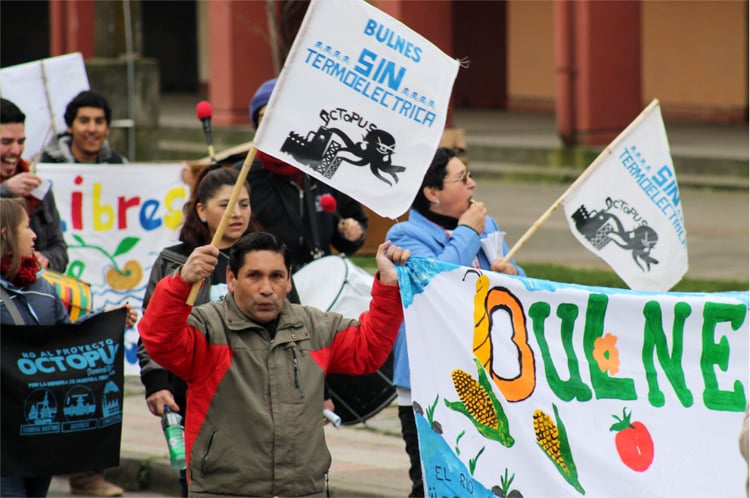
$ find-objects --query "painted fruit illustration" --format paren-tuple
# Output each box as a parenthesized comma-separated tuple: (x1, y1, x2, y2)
(610, 407, 654, 471)
(106, 260, 143, 290)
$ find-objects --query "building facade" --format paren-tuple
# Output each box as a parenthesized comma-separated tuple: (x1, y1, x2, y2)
(2, 0, 747, 145)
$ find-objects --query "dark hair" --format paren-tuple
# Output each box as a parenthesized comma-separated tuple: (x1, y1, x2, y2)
(180, 166, 259, 248)
(229, 232, 290, 276)
(412, 147, 458, 214)
(0, 197, 29, 280)
(1, 98, 25, 124)
(64, 90, 112, 126)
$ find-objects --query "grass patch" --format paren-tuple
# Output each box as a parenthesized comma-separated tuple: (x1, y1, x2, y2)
(348, 256, 748, 293)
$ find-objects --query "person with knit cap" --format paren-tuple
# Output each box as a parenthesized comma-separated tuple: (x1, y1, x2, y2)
(239, 77, 370, 425)
(237, 78, 368, 280)
(0, 98, 68, 273)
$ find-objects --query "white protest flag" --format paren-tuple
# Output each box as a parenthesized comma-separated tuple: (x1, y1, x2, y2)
(0, 53, 89, 159)
(397, 258, 748, 498)
(562, 100, 687, 291)
(253, 0, 459, 218)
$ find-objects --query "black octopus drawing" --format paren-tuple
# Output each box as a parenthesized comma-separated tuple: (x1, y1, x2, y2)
(327, 128, 406, 186)
(572, 206, 659, 272)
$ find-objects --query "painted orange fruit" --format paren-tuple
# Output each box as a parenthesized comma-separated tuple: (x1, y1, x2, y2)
(106, 260, 143, 290)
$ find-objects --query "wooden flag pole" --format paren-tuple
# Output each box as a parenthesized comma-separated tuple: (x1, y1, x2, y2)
(501, 99, 660, 263)
(186, 145, 258, 305)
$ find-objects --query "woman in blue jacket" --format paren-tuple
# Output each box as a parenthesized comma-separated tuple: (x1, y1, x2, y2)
(385, 147, 525, 497)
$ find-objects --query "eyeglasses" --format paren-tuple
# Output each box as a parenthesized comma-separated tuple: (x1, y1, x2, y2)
(444, 170, 471, 185)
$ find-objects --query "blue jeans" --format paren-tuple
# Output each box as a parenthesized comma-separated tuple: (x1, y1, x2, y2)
(0, 476, 51, 497)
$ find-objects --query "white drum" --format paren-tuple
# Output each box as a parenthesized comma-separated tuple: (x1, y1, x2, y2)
(292, 255, 373, 318)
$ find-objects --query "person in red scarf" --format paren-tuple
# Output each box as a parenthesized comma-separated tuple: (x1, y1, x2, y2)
(237, 79, 368, 280)
(1, 98, 125, 497)
(0, 197, 137, 497)
(0, 98, 68, 273)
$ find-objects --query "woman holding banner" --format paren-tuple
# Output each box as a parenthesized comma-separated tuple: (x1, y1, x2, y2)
(0, 197, 137, 497)
(137, 165, 258, 497)
(385, 147, 525, 497)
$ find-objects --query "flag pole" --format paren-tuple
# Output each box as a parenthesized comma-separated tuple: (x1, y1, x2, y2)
(186, 145, 258, 305)
(502, 98, 660, 262)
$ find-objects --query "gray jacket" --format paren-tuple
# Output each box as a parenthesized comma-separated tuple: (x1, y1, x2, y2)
(41, 134, 127, 164)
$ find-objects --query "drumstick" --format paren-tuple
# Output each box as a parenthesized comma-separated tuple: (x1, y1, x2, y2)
(185, 146, 257, 305)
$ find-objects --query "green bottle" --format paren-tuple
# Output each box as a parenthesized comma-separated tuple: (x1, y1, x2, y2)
(161, 406, 186, 470)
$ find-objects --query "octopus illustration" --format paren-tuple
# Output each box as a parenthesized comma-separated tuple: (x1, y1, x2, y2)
(327, 128, 406, 186)
(571, 205, 659, 272)
(609, 223, 659, 271)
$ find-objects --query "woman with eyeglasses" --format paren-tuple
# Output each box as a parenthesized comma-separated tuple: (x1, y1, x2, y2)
(385, 146, 525, 497)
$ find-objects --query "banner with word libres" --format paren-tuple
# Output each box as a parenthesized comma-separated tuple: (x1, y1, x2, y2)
(1, 309, 126, 476)
(38, 163, 187, 374)
(397, 257, 748, 497)
(253, 0, 459, 219)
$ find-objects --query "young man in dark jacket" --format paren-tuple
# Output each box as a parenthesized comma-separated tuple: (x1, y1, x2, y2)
(41, 90, 127, 164)
(139, 232, 409, 497)
(39, 89, 126, 497)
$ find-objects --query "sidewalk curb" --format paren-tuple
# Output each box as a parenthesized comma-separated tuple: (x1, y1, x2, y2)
(104, 455, 180, 495)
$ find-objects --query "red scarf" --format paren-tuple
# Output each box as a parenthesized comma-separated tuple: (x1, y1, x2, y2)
(1, 254, 39, 288)
(0, 159, 41, 215)
(257, 150, 303, 187)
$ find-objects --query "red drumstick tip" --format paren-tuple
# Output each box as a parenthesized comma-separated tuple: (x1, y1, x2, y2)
(196, 100, 213, 120)
(320, 194, 337, 213)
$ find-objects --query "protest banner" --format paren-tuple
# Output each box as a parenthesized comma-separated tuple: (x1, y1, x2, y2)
(0, 53, 89, 159)
(253, 0, 459, 219)
(1, 309, 126, 476)
(398, 257, 748, 497)
(504, 100, 688, 292)
(37, 163, 187, 374)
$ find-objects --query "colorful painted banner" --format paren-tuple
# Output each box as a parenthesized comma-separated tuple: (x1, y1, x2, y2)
(397, 257, 748, 497)
(562, 101, 688, 291)
(1, 309, 126, 476)
(0, 53, 89, 159)
(37, 163, 187, 374)
(253, 0, 459, 219)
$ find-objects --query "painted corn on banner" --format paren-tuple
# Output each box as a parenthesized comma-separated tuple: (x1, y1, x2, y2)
(562, 101, 687, 292)
(397, 257, 749, 497)
(37, 163, 188, 374)
(253, 0, 459, 219)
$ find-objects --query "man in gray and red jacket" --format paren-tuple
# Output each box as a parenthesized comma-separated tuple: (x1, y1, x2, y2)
(139, 232, 409, 497)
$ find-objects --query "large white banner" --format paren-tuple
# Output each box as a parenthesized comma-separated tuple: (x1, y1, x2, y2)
(0, 53, 89, 159)
(562, 101, 688, 291)
(38, 164, 187, 374)
(398, 257, 748, 498)
(253, 0, 459, 219)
